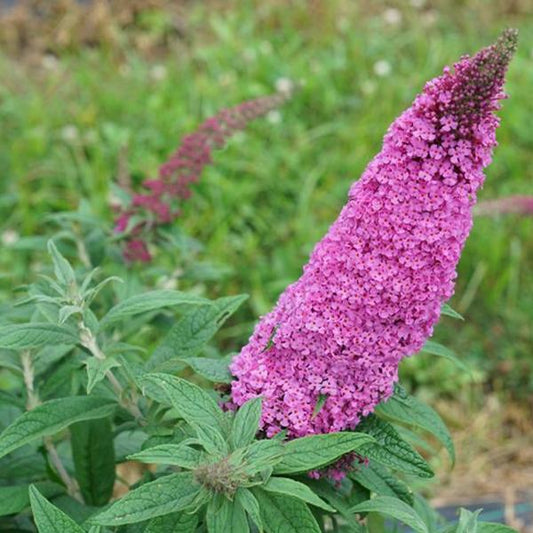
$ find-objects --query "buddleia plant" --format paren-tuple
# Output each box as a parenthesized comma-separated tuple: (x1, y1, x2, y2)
(0, 30, 520, 533)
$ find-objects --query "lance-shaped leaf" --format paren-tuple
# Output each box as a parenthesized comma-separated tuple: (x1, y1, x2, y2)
(47, 240, 76, 289)
(141, 373, 227, 453)
(70, 417, 115, 506)
(235, 488, 263, 533)
(421, 340, 472, 374)
(253, 489, 321, 533)
(263, 477, 334, 512)
(0, 482, 64, 517)
(206, 496, 249, 533)
(146, 295, 248, 372)
(350, 496, 428, 533)
(128, 444, 203, 469)
(91, 472, 199, 526)
(178, 356, 233, 384)
(29, 485, 85, 533)
(375, 384, 455, 465)
(357, 416, 434, 479)
(100, 290, 210, 327)
(0, 397, 116, 459)
(84, 356, 121, 394)
(351, 461, 413, 505)
(231, 397, 262, 450)
(440, 303, 464, 320)
(145, 511, 199, 533)
(0, 323, 78, 350)
(273, 432, 374, 475)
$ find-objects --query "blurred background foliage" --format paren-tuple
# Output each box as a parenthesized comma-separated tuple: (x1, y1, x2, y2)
(0, 0, 532, 502)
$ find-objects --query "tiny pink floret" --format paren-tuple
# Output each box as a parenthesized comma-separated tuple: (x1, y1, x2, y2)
(230, 31, 517, 443)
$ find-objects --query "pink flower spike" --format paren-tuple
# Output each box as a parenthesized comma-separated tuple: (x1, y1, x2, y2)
(230, 31, 518, 464)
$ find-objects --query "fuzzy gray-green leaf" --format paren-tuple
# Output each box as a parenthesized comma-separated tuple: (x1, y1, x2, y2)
(0, 396, 116, 459)
(375, 384, 455, 465)
(274, 432, 374, 475)
(263, 477, 335, 512)
(146, 295, 248, 372)
(357, 416, 434, 478)
(350, 496, 428, 533)
(29, 485, 85, 533)
(231, 397, 262, 449)
(0, 323, 78, 350)
(0, 482, 64, 517)
(128, 443, 203, 468)
(100, 290, 209, 327)
(91, 472, 199, 525)
(254, 489, 321, 533)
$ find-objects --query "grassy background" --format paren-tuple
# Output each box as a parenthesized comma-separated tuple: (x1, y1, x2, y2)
(0, 0, 532, 405)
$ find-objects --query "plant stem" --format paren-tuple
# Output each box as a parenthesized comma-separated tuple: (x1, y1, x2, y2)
(20, 352, 83, 502)
(78, 320, 144, 423)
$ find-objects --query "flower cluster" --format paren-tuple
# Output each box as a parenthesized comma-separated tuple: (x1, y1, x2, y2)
(114, 91, 290, 262)
(231, 31, 517, 442)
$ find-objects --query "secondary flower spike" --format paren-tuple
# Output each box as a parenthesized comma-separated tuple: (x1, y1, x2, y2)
(231, 30, 517, 439)
(114, 91, 290, 262)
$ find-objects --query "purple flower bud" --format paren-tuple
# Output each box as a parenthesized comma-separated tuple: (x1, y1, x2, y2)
(230, 31, 517, 444)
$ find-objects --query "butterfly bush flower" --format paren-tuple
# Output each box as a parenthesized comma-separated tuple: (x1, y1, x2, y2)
(231, 31, 517, 440)
(115, 91, 290, 262)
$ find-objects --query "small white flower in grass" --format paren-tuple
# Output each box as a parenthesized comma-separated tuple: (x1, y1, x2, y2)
(373, 60, 392, 77)
(61, 125, 79, 143)
(1, 230, 19, 246)
(275, 77, 294, 95)
(150, 64, 167, 82)
(383, 8, 402, 25)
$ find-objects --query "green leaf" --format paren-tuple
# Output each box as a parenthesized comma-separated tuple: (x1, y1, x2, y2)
(145, 511, 199, 533)
(351, 461, 413, 505)
(421, 340, 472, 374)
(0, 323, 78, 350)
(457, 508, 482, 533)
(141, 373, 227, 454)
(231, 397, 262, 449)
(308, 480, 363, 533)
(70, 417, 116, 506)
(254, 489, 321, 533)
(29, 484, 85, 533)
(476, 523, 519, 533)
(357, 416, 434, 478)
(146, 295, 248, 372)
(47, 240, 76, 289)
(350, 496, 428, 533)
(235, 488, 263, 532)
(273, 432, 374, 475)
(84, 356, 121, 394)
(100, 290, 209, 327)
(206, 496, 249, 533)
(178, 356, 233, 383)
(128, 444, 203, 469)
(91, 472, 199, 526)
(0, 396, 116, 459)
(0, 482, 63, 517)
(441, 303, 464, 320)
(375, 384, 455, 465)
(263, 477, 335, 512)
(243, 439, 285, 474)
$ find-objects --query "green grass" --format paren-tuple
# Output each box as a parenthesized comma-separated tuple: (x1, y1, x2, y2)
(0, 0, 532, 397)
